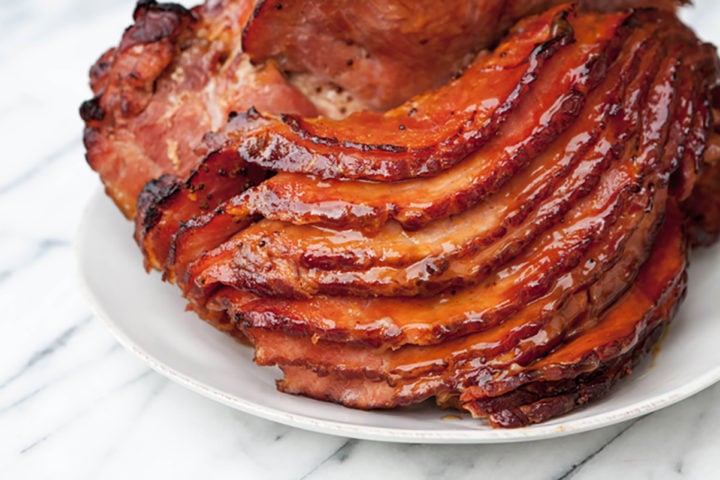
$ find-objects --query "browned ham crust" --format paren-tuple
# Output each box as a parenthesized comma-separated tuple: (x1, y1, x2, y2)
(81, 0, 318, 219)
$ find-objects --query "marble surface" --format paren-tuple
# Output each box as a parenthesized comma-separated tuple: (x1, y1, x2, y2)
(1, 0, 719, 478)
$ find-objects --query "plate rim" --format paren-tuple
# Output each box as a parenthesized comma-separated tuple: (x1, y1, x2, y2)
(75, 189, 720, 444)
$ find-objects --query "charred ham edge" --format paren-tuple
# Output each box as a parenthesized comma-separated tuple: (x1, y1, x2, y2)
(225, 11, 679, 233)
(85, 1, 197, 101)
(192, 19, 661, 299)
(81, 0, 317, 219)
(135, 148, 268, 273)
(273, 204, 685, 421)
(195, 38, 683, 345)
(667, 43, 719, 202)
(166, 199, 259, 289)
(680, 46, 720, 245)
(81, 0, 198, 218)
(471, 323, 670, 428)
(217, 4, 580, 183)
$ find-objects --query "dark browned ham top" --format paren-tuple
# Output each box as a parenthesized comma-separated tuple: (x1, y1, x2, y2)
(134, 149, 269, 274)
(243, 0, 685, 110)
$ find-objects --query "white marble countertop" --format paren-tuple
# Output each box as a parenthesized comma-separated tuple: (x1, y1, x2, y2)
(2, 1, 720, 478)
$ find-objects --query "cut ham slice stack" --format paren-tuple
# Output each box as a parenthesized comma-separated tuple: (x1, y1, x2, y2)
(82, 1, 720, 427)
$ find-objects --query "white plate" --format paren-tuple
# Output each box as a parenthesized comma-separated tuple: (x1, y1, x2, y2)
(76, 190, 720, 443)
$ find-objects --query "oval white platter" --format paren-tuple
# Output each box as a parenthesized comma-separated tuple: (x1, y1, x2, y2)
(76, 190, 720, 443)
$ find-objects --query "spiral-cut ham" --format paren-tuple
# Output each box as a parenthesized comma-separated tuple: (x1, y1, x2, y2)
(81, 0, 720, 428)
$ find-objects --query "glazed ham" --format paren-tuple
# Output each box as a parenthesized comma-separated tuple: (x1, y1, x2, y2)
(82, 0, 720, 427)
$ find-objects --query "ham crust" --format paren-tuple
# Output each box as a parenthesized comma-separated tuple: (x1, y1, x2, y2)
(81, 0, 318, 219)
